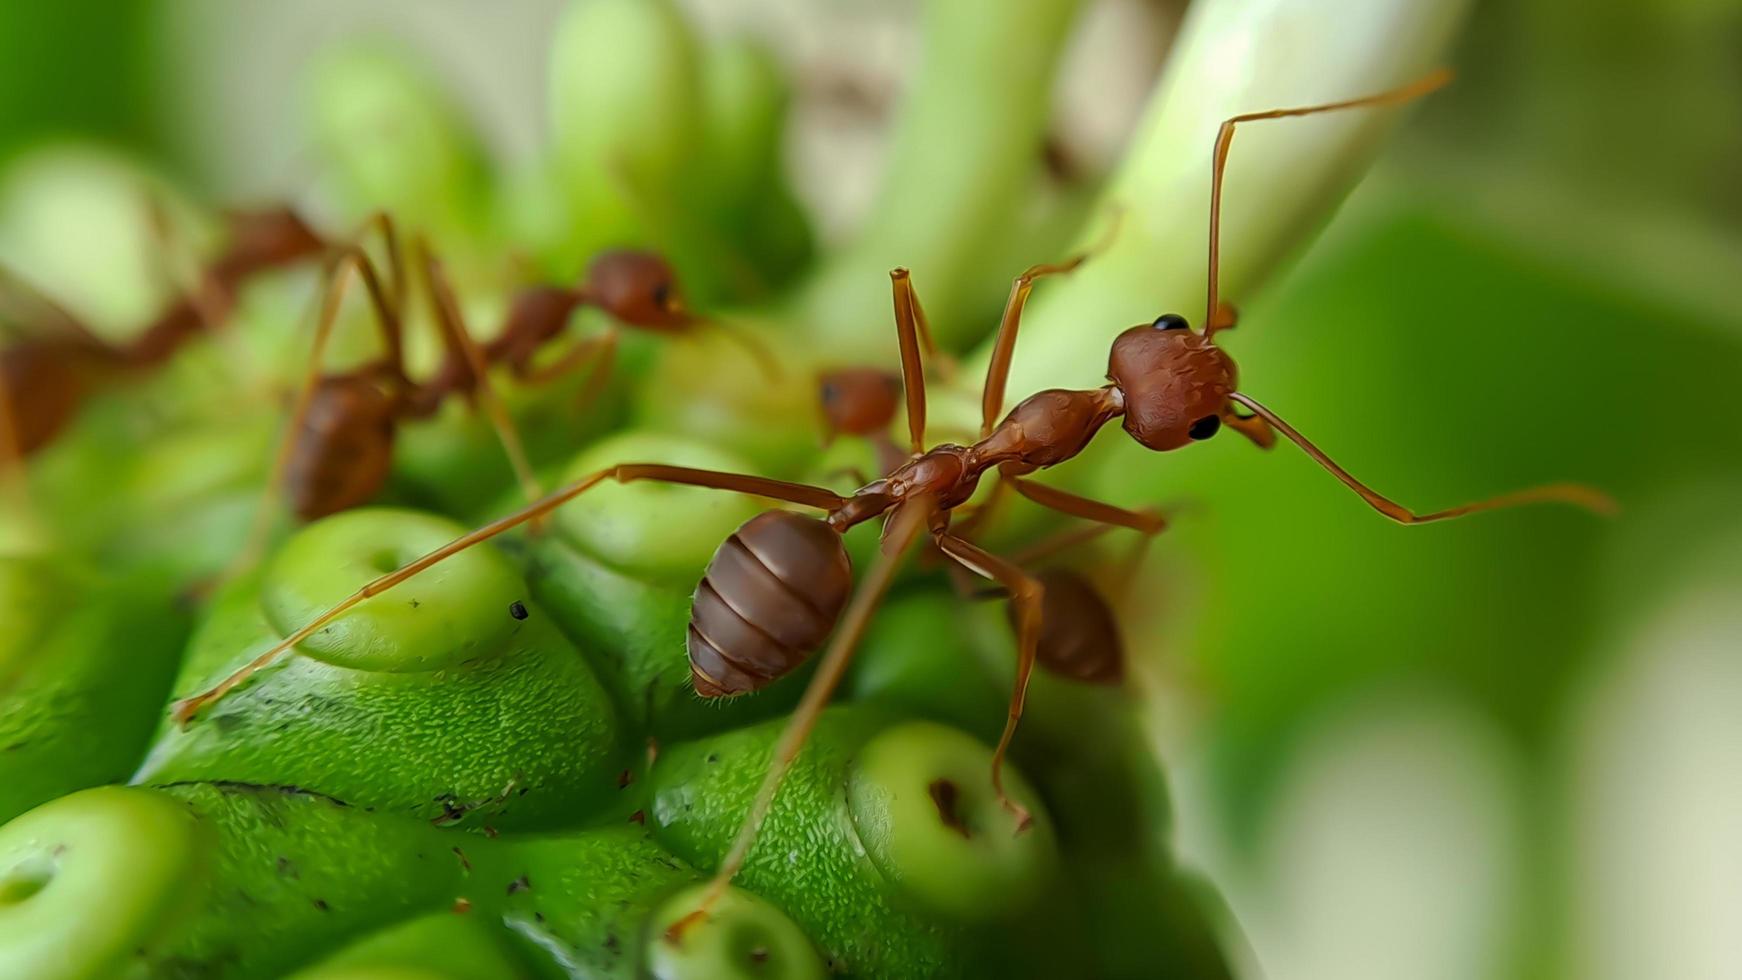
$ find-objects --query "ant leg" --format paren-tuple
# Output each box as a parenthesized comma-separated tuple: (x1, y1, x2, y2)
(415, 238, 543, 506)
(217, 249, 392, 583)
(980, 211, 1122, 438)
(171, 464, 848, 725)
(1004, 477, 1170, 537)
(930, 531, 1043, 829)
(1229, 391, 1618, 522)
(888, 269, 932, 455)
(1004, 476, 1173, 595)
(141, 190, 232, 333)
(667, 500, 935, 941)
(907, 283, 957, 382)
(348, 211, 406, 314)
(1204, 70, 1453, 337)
(571, 327, 621, 414)
(513, 330, 613, 386)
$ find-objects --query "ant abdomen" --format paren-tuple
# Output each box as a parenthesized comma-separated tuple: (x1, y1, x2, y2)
(283, 378, 399, 520)
(688, 510, 853, 697)
(1021, 568, 1124, 684)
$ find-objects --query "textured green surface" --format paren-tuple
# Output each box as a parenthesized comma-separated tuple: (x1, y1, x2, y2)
(523, 528, 804, 742)
(290, 911, 536, 980)
(0, 560, 189, 823)
(138, 512, 623, 829)
(646, 707, 1057, 978)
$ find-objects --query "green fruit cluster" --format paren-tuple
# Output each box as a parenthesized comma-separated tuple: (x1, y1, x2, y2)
(0, 0, 1422, 974)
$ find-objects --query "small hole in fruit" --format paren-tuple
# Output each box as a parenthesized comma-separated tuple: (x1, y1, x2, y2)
(368, 550, 402, 574)
(928, 778, 972, 839)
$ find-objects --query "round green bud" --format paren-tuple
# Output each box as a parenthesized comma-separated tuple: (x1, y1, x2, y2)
(0, 556, 63, 678)
(0, 787, 203, 980)
(645, 884, 825, 980)
(288, 911, 530, 980)
(847, 720, 1057, 922)
(303, 44, 488, 236)
(547, 0, 701, 259)
(0, 560, 189, 824)
(0, 144, 211, 339)
(553, 431, 763, 588)
(261, 508, 523, 672)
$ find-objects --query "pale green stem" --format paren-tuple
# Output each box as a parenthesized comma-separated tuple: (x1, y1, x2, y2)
(794, 0, 1088, 358)
(957, 0, 1471, 419)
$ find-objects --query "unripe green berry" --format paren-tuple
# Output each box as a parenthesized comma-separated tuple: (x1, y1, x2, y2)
(847, 720, 1056, 923)
(552, 431, 763, 588)
(260, 508, 523, 673)
(0, 787, 203, 980)
(645, 884, 825, 980)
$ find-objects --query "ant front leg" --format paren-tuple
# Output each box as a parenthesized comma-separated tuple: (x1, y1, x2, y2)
(1003, 476, 1176, 594)
(979, 212, 1122, 437)
(930, 531, 1044, 830)
(172, 464, 848, 725)
(888, 269, 933, 456)
(141, 190, 232, 334)
(209, 246, 402, 587)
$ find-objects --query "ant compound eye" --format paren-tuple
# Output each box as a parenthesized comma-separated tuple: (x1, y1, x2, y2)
(1188, 415, 1221, 440)
(1151, 313, 1189, 331)
(651, 282, 672, 308)
(819, 380, 838, 403)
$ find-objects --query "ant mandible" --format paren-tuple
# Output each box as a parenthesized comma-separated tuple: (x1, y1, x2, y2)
(170, 70, 1614, 935)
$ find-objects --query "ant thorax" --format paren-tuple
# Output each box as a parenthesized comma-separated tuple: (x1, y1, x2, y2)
(975, 387, 1125, 474)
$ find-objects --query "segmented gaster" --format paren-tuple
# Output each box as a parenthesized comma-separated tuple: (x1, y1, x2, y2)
(688, 510, 852, 697)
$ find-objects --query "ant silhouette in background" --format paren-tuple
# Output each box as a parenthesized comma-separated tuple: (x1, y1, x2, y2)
(0, 206, 345, 462)
(171, 70, 1613, 937)
(227, 218, 727, 573)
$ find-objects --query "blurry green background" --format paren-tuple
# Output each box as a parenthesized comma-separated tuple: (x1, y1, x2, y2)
(2, 1, 1737, 978)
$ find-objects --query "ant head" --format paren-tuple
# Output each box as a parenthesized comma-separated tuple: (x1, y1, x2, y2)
(817, 367, 901, 440)
(583, 250, 691, 330)
(1107, 314, 1237, 451)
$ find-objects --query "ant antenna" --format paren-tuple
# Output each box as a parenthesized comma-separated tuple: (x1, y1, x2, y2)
(1227, 392, 1617, 523)
(1204, 68, 1454, 339)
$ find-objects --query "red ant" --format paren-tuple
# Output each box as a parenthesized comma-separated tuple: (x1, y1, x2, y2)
(817, 362, 1134, 685)
(170, 71, 1613, 934)
(226, 222, 756, 577)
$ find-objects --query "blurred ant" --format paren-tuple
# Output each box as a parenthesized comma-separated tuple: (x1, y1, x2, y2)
(171, 71, 1613, 936)
(0, 206, 340, 463)
(483, 249, 778, 410)
(226, 233, 748, 575)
